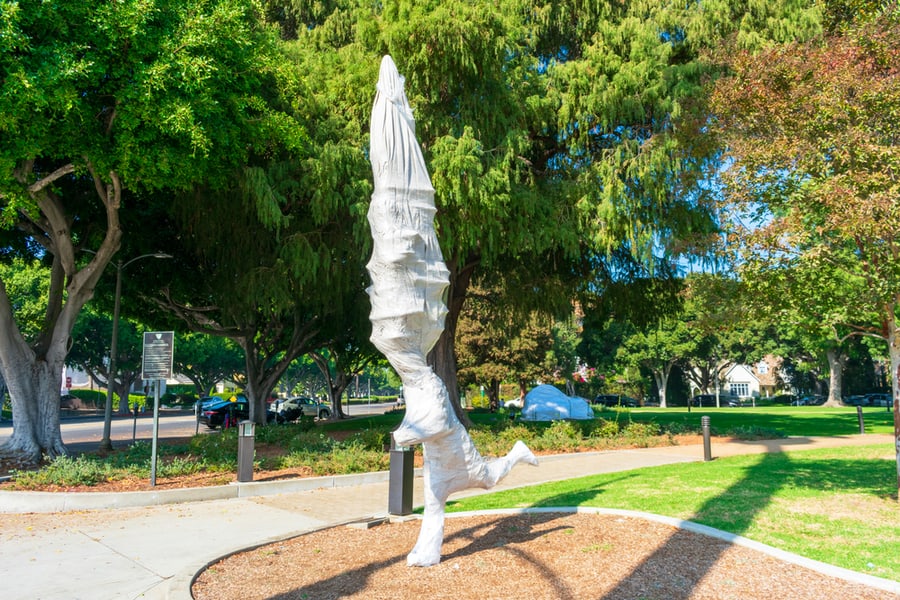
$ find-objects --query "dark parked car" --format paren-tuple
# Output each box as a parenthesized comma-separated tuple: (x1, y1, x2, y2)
(198, 397, 249, 429)
(842, 395, 868, 406)
(866, 393, 893, 407)
(593, 394, 638, 408)
(692, 394, 741, 407)
(194, 396, 218, 414)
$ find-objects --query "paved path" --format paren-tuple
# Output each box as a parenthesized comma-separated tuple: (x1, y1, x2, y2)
(0, 434, 893, 600)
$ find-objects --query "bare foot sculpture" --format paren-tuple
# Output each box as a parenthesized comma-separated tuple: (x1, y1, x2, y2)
(366, 55, 538, 566)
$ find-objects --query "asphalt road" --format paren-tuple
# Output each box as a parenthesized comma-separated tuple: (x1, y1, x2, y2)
(0, 401, 397, 453)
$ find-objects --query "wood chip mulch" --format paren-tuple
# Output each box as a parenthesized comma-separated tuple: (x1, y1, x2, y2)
(192, 512, 898, 600)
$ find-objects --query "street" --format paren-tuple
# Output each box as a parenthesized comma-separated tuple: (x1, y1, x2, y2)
(0, 411, 201, 451)
(0, 401, 397, 451)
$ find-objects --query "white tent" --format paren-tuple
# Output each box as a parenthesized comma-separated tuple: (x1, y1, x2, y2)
(519, 384, 594, 421)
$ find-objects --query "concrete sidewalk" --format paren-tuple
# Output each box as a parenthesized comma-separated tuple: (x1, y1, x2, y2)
(0, 434, 892, 600)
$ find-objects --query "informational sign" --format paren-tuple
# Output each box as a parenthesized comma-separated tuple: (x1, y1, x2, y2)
(141, 331, 174, 380)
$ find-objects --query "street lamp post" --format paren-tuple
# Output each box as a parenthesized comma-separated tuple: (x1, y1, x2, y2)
(99, 252, 172, 451)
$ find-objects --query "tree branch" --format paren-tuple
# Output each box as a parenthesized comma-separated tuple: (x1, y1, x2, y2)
(27, 163, 76, 194)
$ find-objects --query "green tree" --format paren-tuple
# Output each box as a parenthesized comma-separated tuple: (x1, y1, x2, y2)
(173, 333, 245, 399)
(306, 285, 383, 418)
(67, 307, 144, 414)
(0, 0, 306, 461)
(456, 284, 556, 410)
(617, 316, 698, 408)
(268, 0, 823, 424)
(278, 355, 326, 398)
(678, 274, 776, 405)
(710, 11, 900, 487)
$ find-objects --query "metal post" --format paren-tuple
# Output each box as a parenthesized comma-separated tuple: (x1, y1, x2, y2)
(237, 420, 256, 482)
(98, 252, 171, 451)
(100, 260, 123, 451)
(150, 380, 161, 486)
(857, 406, 865, 434)
(388, 434, 414, 515)
(701, 415, 712, 462)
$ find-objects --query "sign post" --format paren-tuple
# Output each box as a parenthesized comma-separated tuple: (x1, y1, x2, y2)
(142, 331, 174, 487)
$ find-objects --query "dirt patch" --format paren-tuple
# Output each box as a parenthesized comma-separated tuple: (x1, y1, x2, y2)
(192, 512, 898, 600)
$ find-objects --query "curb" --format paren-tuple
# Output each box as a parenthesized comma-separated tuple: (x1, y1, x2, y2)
(0, 469, 407, 513)
(0, 450, 621, 514)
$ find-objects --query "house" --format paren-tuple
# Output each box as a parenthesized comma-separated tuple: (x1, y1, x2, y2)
(723, 364, 760, 398)
(723, 356, 785, 398)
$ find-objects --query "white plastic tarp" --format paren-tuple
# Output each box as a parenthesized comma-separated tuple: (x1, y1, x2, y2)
(520, 384, 594, 421)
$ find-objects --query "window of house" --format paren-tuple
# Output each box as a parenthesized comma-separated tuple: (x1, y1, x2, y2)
(730, 382, 749, 397)
(757, 362, 768, 374)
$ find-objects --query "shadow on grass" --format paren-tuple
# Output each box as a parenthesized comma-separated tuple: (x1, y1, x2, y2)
(591, 442, 894, 599)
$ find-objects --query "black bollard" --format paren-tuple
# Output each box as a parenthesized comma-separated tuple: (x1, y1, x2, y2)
(701, 415, 712, 462)
(237, 420, 256, 482)
(388, 434, 415, 515)
(856, 406, 865, 434)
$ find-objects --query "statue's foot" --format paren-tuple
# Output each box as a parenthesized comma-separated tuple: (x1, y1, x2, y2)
(510, 440, 539, 466)
(406, 544, 442, 567)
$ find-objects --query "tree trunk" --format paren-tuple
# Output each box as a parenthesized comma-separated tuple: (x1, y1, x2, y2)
(115, 375, 136, 414)
(887, 311, 900, 497)
(0, 164, 123, 463)
(428, 255, 477, 427)
(487, 379, 500, 411)
(653, 367, 670, 408)
(0, 353, 67, 463)
(823, 347, 846, 407)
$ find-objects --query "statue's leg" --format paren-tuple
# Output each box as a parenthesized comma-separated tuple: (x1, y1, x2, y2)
(393, 369, 455, 446)
(482, 440, 538, 487)
(406, 466, 450, 567)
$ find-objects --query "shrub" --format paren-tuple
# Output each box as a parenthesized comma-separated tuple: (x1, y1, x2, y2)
(11, 455, 123, 487)
(537, 420, 584, 452)
(588, 418, 622, 439)
(345, 427, 392, 451)
(622, 421, 661, 447)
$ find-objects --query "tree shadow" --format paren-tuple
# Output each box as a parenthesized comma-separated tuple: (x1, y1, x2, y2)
(594, 441, 894, 599)
(266, 511, 576, 600)
(257, 443, 893, 599)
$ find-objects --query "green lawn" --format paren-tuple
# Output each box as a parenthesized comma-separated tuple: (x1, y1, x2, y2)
(324, 404, 895, 438)
(447, 443, 900, 582)
(622, 405, 895, 437)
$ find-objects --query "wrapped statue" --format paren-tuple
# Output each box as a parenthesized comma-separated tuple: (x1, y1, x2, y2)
(366, 55, 537, 567)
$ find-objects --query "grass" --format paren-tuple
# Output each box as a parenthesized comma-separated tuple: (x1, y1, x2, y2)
(620, 405, 895, 437)
(6, 405, 895, 492)
(446, 443, 900, 582)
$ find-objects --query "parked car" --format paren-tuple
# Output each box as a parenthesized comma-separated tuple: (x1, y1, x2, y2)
(767, 394, 798, 406)
(272, 398, 300, 423)
(198, 397, 249, 429)
(842, 395, 868, 406)
(277, 396, 332, 420)
(692, 394, 741, 407)
(866, 393, 893, 407)
(60, 394, 83, 409)
(593, 394, 638, 408)
(503, 397, 524, 409)
(194, 396, 218, 414)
